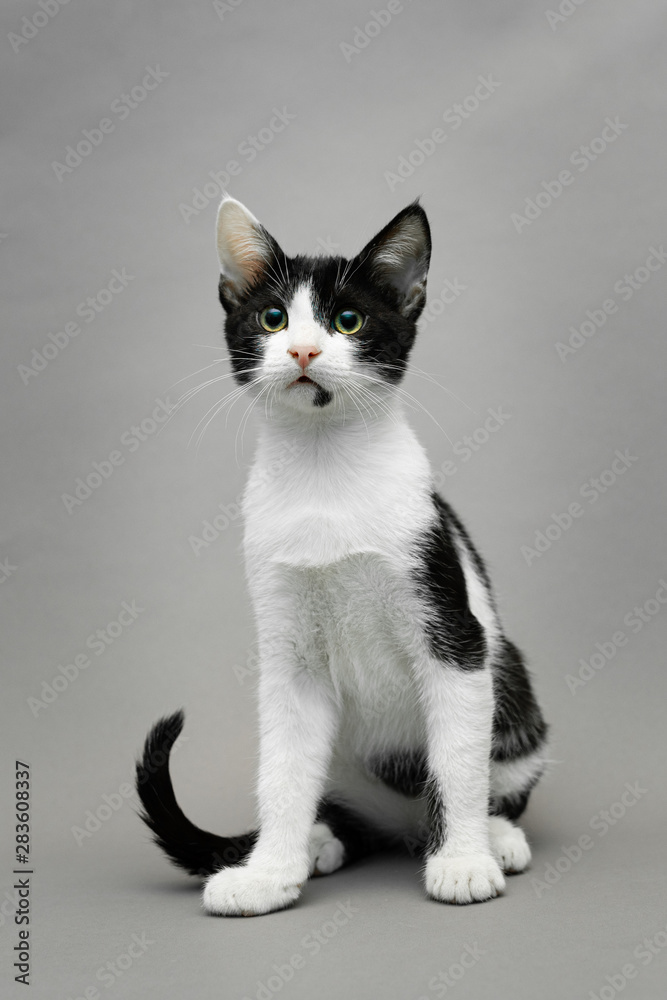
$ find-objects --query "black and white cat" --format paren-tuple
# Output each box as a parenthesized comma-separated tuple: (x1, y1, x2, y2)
(136, 196, 548, 916)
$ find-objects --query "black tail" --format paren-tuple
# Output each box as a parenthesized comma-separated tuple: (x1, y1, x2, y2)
(135, 710, 257, 878)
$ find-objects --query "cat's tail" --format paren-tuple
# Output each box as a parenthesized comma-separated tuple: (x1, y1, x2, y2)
(135, 710, 257, 878)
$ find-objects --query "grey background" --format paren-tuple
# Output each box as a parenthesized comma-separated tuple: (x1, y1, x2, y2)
(2, 0, 667, 997)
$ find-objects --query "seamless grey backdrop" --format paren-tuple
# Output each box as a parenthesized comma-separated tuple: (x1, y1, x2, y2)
(2, 1, 667, 998)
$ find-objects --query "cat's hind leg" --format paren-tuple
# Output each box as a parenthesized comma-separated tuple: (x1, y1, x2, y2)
(487, 637, 548, 875)
(487, 752, 546, 875)
(308, 823, 345, 876)
(488, 815, 531, 873)
(309, 797, 385, 877)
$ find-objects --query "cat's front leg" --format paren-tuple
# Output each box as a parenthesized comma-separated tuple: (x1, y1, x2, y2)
(418, 661, 505, 904)
(203, 660, 337, 916)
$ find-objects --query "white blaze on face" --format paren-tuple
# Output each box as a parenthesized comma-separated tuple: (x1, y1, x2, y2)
(260, 282, 358, 395)
(285, 284, 325, 357)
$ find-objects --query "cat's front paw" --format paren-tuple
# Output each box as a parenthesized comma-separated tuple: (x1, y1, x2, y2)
(202, 866, 302, 917)
(425, 854, 505, 905)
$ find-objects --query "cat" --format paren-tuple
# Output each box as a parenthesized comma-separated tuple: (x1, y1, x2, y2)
(136, 196, 548, 916)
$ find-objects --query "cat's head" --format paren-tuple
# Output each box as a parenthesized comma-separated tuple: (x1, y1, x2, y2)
(216, 196, 431, 417)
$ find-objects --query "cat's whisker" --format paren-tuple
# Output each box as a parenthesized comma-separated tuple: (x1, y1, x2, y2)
(192, 378, 266, 454)
(384, 362, 478, 416)
(224, 374, 276, 428)
(169, 359, 236, 392)
(164, 371, 259, 435)
(341, 377, 397, 427)
(188, 388, 247, 452)
(154, 369, 261, 442)
(174, 367, 262, 407)
(351, 370, 453, 444)
(234, 380, 273, 461)
(342, 385, 371, 444)
(356, 385, 400, 427)
(336, 247, 369, 292)
(187, 375, 272, 451)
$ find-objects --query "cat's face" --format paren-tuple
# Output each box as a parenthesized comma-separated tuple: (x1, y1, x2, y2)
(216, 198, 431, 418)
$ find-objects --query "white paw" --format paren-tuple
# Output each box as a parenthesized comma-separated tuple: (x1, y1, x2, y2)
(202, 866, 302, 917)
(308, 822, 345, 876)
(425, 854, 505, 905)
(489, 817, 531, 873)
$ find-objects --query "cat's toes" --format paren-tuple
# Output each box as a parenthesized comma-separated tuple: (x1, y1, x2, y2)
(489, 817, 531, 873)
(202, 866, 302, 916)
(425, 854, 505, 905)
(308, 822, 345, 876)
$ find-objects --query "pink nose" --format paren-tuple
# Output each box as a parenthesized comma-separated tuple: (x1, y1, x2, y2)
(288, 345, 321, 371)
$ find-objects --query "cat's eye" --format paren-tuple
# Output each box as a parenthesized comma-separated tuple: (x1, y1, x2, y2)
(259, 306, 288, 332)
(333, 309, 364, 335)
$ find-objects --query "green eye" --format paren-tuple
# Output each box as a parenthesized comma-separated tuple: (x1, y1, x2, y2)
(259, 306, 287, 332)
(333, 309, 364, 335)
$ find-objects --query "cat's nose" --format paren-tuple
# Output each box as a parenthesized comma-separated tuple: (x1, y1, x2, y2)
(288, 346, 321, 371)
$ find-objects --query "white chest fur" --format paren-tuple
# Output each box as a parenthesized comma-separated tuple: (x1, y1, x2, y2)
(242, 409, 435, 569)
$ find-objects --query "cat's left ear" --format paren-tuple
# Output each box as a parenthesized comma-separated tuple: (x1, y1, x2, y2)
(216, 196, 283, 309)
(354, 202, 431, 320)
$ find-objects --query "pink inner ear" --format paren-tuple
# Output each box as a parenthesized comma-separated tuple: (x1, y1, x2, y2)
(226, 229, 266, 286)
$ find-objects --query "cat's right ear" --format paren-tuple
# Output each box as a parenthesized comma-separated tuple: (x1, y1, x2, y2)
(216, 196, 282, 310)
(353, 201, 431, 321)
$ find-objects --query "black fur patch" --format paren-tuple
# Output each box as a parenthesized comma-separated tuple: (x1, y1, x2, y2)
(491, 639, 549, 762)
(425, 778, 447, 856)
(313, 385, 333, 408)
(367, 750, 428, 797)
(412, 493, 487, 667)
(436, 495, 494, 597)
(316, 797, 386, 865)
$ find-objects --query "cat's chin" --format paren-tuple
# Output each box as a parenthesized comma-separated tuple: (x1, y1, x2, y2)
(276, 378, 335, 415)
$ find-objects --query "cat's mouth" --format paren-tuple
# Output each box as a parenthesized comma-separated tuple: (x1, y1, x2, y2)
(288, 375, 317, 388)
